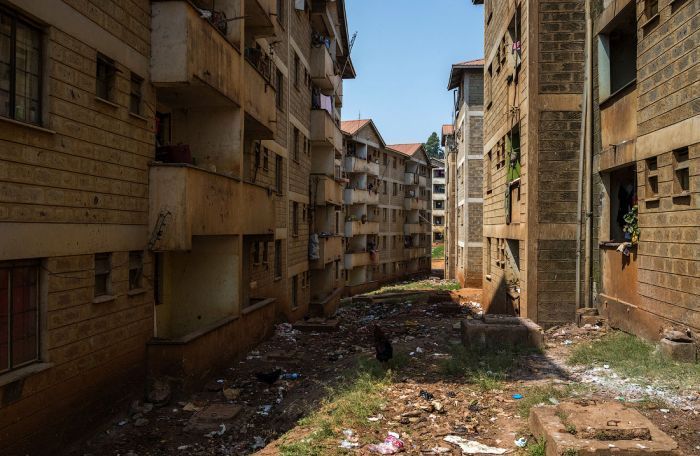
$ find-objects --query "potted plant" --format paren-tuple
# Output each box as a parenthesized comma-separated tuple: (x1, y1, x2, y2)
(623, 205, 639, 245)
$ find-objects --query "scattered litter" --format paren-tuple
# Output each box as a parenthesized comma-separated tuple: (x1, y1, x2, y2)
(281, 373, 301, 380)
(563, 339, 573, 345)
(603, 364, 610, 369)
(515, 437, 528, 447)
(257, 405, 273, 416)
(659, 408, 670, 413)
(443, 436, 508, 454)
(415, 347, 424, 354)
(251, 436, 266, 450)
(205, 424, 226, 438)
(118, 420, 128, 426)
(182, 403, 202, 412)
(512, 394, 523, 400)
(177, 445, 189, 451)
(367, 414, 384, 422)
(368, 431, 404, 454)
(420, 390, 435, 401)
(548, 397, 560, 405)
(429, 447, 451, 454)
(339, 429, 360, 449)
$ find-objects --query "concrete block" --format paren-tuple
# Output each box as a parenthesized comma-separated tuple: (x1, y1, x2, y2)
(660, 338, 697, 364)
(461, 315, 544, 350)
(530, 401, 678, 455)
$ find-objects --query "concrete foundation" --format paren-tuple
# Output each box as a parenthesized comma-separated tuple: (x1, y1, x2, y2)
(461, 315, 544, 350)
(660, 338, 697, 364)
(530, 401, 678, 455)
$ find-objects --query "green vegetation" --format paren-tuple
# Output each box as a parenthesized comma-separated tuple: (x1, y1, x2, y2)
(280, 358, 398, 455)
(432, 244, 445, 259)
(423, 131, 444, 159)
(368, 279, 460, 295)
(526, 439, 546, 456)
(516, 384, 579, 418)
(568, 331, 700, 389)
(440, 343, 534, 391)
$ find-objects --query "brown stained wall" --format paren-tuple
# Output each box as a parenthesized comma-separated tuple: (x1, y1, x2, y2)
(538, 0, 586, 94)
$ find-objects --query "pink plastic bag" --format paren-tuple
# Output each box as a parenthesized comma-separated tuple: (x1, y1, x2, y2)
(368, 432, 404, 454)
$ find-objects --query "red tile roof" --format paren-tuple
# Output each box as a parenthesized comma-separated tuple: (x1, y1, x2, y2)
(340, 119, 371, 135)
(387, 143, 423, 157)
(453, 58, 485, 68)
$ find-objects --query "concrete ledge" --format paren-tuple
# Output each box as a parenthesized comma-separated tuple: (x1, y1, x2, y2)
(660, 338, 697, 364)
(461, 315, 544, 350)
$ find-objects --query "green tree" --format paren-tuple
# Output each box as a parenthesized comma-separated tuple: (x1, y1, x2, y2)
(423, 132, 443, 159)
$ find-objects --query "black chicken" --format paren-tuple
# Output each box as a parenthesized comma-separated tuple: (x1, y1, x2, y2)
(373, 324, 393, 364)
(255, 368, 282, 385)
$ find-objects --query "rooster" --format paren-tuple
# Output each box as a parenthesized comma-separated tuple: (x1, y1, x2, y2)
(373, 324, 393, 365)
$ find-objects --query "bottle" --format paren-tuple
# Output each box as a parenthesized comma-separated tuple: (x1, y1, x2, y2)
(281, 373, 301, 380)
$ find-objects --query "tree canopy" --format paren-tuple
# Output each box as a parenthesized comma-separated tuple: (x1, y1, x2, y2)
(423, 132, 443, 159)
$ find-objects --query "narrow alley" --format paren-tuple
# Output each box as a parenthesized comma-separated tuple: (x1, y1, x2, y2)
(66, 278, 699, 455)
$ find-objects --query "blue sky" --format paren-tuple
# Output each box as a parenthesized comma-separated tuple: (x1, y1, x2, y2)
(342, 0, 484, 145)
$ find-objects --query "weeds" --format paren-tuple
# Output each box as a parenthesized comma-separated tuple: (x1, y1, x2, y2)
(440, 343, 532, 390)
(517, 384, 578, 418)
(568, 331, 700, 389)
(432, 244, 445, 259)
(368, 279, 460, 294)
(526, 438, 546, 456)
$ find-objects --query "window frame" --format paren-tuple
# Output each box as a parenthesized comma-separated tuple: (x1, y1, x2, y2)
(128, 251, 144, 291)
(95, 53, 117, 102)
(275, 154, 283, 194)
(94, 253, 112, 298)
(274, 240, 282, 279)
(0, 8, 43, 126)
(129, 72, 143, 115)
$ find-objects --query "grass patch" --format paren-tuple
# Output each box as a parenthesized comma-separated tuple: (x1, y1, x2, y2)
(280, 358, 399, 455)
(440, 343, 532, 390)
(369, 279, 460, 295)
(526, 439, 546, 456)
(516, 384, 579, 418)
(432, 244, 445, 259)
(568, 331, 700, 389)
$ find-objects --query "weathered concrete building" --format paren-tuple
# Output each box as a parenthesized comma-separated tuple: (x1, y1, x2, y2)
(473, 0, 586, 326)
(589, 0, 700, 344)
(340, 120, 432, 293)
(431, 158, 446, 242)
(0, 0, 355, 452)
(444, 59, 484, 288)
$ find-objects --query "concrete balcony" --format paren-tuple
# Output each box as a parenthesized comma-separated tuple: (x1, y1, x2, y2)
(344, 251, 379, 269)
(245, 0, 275, 37)
(310, 109, 343, 152)
(311, 45, 340, 95)
(345, 156, 380, 176)
(345, 221, 380, 237)
(313, 175, 343, 206)
(244, 49, 277, 136)
(311, 236, 343, 269)
(151, 1, 241, 107)
(404, 198, 429, 211)
(344, 188, 379, 205)
(404, 223, 422, 235)
(149, 164, 274, 251)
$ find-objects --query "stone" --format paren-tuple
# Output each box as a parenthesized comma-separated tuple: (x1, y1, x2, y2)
(222, 388, 242, 401)
(187, 404, 242, 433)
(133, 418, 149, 427)
(664, 330, 692, 343)
(660, 338, 697, 363)
(147, 379, 171, 406)
(529, 401, 678, 455)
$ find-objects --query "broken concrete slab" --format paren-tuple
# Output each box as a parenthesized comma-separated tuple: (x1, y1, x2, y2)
(529, 401, 678, 455)
(660, 338, 697, 364)
(461, 315, 544, 350)
(186, 404, 242, 433)
(292, 319, 340, 332)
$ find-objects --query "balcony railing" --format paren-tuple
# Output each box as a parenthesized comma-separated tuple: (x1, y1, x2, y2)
(245, 47, 275, 86)
(344, 251, 379, 269)
(344, 188, 380, 205)
(345, 220, 380, 237)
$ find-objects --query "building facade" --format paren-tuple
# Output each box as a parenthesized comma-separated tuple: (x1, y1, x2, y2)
(590, 0, 700, 343)
(474, 0, 586, 326)
(0, 0, 354, 453)
(431, 158, 446, 242)
(444, 59, 484, 288)
(340, 120, 432, 294)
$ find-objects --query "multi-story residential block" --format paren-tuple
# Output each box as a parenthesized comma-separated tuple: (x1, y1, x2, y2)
(431, 158, 446, 242)
(444, 59, 484, 288)
(340, 121, 432, 294)
(473, 0, 586, 326)
(589, 0, 699, 342)
(0, 0, 354, 452)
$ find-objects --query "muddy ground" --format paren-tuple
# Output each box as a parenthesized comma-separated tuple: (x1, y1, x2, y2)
(66, 283, 700, 455)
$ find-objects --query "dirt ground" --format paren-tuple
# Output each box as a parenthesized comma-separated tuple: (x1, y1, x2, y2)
(65, 282, 700, 456)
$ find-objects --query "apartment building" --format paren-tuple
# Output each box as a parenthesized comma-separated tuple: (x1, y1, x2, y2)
(340, 120, 432, 294)
(431, 158, 446, 242)
(474, 0, 586, 326)
(445, 59, 484, 288)
(589, 0, 699, 342)
(0, 0, 353, 452)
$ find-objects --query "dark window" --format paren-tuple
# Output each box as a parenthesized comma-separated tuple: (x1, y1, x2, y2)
(263, 148, 269, 171)
(275, 155, 283, 193)
(128, 251, 143, 291)
(96, 53, 116, 101)
(598, 4, 637, 99)
(274, 240, 282, 279)
(645, 0, 658, 18)
(276, 0, 285, 25)
(0, 9, 42, 124)
(433, 184, 445, 194)
(0, 260, 39, 373)
(253, 242, 260, 264)
(263, 242, 269, 264)
(154, 253, 163, 305)
(94, 253, 112, 297)
(291, 275, 298, 308)
(293, 128, 299, 161)
(645, 156, 658, 199)
(673, 147, 690, 194)
(292, 202, 299, 236)
(293, 53, 300, 89)
(129, 73, 143, 115)
(434, 200, 444, 210)
(275, 69, 283, 109)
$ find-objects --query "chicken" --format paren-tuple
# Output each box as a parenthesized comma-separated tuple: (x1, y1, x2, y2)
(373, 324, 393, 364)
(255, 368, 282, 385)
